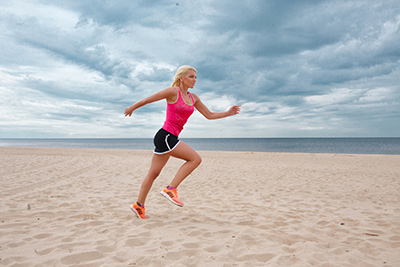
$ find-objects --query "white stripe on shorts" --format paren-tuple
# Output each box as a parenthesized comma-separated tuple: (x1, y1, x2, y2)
(165, 134, 171, 150)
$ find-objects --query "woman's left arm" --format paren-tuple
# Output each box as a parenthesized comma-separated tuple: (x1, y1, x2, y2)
(193, 93, 241, 120)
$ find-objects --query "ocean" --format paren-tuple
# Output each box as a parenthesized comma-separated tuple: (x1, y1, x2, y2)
(1, 138, 400, 155)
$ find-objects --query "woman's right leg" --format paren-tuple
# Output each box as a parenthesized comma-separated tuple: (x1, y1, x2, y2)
(137, 153, 170, 205)
(168, 141, 202, 188)
(159, 141, 201, 207)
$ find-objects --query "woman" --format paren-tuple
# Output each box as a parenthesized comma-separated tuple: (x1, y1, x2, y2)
(124, 65, 241, 219)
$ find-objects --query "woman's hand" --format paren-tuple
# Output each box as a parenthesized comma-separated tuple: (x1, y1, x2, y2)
(124, 106, 134, 117)
(228, 105, 241, 116)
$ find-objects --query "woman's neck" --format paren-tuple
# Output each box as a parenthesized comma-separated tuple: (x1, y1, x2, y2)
(179, 85, 189, 94)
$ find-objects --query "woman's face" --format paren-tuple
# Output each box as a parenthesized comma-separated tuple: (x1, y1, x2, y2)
(180, 70, 197, 89)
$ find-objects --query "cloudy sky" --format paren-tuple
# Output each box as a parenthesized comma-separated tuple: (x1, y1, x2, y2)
(1, 0, 399, 138)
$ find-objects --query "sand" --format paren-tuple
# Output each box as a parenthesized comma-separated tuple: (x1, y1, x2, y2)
(0, 147, 399, 267)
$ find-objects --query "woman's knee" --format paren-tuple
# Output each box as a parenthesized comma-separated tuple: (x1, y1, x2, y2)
(192, 153, 202, 166)
(147, 169, 161, 179)
(146, 154, 169, 180)
(146, 166, 164, 180)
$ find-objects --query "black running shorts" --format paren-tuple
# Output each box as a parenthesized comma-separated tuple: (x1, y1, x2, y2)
(153, 128, 180, 154)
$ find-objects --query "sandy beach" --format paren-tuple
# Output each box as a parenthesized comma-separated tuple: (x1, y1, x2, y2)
(0, 147, 399, 266)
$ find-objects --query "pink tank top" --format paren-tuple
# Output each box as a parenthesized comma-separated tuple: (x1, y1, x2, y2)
(162, 87, 195, 136)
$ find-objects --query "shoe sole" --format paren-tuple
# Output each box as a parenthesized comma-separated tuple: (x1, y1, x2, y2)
(160, 191, 184, 207)
(130, 205, 146, 219)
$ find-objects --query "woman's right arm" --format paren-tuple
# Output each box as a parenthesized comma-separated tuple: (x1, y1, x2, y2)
(124, 87, 176, 117)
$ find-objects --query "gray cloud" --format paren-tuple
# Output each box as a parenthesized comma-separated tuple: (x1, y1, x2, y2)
(0, 0, 399, 138)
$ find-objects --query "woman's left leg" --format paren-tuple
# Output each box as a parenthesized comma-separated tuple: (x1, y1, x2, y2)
(137, 153, 170, 205)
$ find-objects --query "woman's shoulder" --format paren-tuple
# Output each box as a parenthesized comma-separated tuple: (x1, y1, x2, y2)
(163, 87, 179, 103)
(190, 92, 200, 102)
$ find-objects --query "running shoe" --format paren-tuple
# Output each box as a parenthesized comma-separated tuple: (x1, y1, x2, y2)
(160, 187, 184, 207)
(130, 202, 147, 219)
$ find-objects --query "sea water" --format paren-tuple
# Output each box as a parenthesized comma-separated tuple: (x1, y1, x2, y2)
(1, 138, 399, 155)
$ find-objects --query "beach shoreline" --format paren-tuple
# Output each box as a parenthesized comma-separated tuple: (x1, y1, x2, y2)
(1, 137, 400, 155)
(1, 147, 399, 266)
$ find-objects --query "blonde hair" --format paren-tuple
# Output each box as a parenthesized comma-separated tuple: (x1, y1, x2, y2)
(171, 65, 197, 88)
